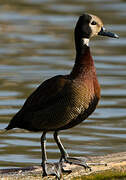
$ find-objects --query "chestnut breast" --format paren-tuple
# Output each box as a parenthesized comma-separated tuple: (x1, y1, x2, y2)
(31, 74, 100, 131)
(57, 65, 101, 130)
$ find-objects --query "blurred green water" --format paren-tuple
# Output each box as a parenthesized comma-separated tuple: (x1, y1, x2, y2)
(0, 0, 126, 169)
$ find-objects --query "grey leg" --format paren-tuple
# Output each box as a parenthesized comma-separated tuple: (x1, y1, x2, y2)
(41, 131, 47, 177)
(54, 131, 91, 171)
(54, 131, 68, 162)
(41, 131, 62, 179)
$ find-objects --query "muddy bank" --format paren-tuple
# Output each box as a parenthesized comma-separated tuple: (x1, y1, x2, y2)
(1, 152, 126, 179)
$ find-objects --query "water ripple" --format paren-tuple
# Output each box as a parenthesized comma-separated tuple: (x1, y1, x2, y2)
(0, 0, 126, 169)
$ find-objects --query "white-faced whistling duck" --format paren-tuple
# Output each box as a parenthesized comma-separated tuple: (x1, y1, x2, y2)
(5, 13, 119, 179)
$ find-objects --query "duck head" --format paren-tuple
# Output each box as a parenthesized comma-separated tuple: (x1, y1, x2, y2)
(75, 13, 119, 47)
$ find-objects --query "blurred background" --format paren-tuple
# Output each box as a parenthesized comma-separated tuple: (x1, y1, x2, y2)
(0, 0, 126, 169)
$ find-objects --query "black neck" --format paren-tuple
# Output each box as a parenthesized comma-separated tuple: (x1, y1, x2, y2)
(75, 34, 89, 56)
(75, 36, 90, 60)
(69, 33, 93, 79)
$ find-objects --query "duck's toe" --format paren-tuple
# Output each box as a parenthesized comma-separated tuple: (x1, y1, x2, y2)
(61, 156, 91, 171)
(42, 162, 62, 180)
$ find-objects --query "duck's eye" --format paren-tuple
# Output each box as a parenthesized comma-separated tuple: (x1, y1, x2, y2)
(91, 21, 97, 25)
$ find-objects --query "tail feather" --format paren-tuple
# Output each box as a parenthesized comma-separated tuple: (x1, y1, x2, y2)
(5, 112, 20, 131)
(5, 116, 17, 130)
(5, 123, 14, 130)
(0, 120, 15, 134)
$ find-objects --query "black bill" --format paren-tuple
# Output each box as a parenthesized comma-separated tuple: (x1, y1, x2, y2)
(98, 27, 119, 38)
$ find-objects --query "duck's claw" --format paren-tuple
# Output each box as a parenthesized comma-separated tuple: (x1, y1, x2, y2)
(61, 157, 91, 171)
(42, 162, 62, 180)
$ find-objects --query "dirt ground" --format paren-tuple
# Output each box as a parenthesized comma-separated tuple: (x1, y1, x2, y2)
(1, 152, 126, 180)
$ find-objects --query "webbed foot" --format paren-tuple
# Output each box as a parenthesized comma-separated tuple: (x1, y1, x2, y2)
(61, 156, 91, 171)
(42, 162, 62, 180)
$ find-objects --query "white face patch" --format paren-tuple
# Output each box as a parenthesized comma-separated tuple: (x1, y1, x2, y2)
(82, 38, 89, 46)
(89, 14, 103, 38)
